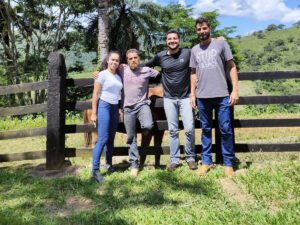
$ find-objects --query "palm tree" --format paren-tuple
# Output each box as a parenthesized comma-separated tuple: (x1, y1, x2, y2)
(98, 0, 109, 64)
(95, 0, 164, 62)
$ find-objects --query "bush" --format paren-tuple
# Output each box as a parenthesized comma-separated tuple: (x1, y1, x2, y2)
(288, 36, 294, 43)
(266, 24, 278, 31)
(274, 39, 285, 46)
(257, 33, 265, 39)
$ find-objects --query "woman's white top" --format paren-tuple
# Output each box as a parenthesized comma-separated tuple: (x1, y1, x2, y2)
(96, 69, 123, 104)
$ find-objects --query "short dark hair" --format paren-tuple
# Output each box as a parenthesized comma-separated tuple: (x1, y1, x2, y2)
(195, 17, 211, 27)
(166, 29, 180, 39)
(126, 49, 139, 58)
(108, 51, 121, 59)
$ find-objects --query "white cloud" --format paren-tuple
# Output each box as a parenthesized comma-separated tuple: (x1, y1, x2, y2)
(244, 29, 256, 36)
(193, 0, 300, 23)
(178, 0, 186, 7)
(140, 0, 158, 3)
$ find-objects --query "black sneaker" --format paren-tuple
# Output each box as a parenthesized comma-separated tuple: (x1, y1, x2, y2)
(90, 170, 106, 183)
(105, 165, 115, 173)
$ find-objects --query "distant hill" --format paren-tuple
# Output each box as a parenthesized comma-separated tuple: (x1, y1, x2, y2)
(233, 25, 300, 72)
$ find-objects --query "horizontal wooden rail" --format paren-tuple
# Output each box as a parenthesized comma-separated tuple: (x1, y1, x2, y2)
(238, 95, 300, 105)
(65, 95, 300, 112)
(0, 118, 298, 140)
(0, 104, 47, 117)
(234, 143, 300, 152)
(0, 81, 48, 95)
(1, 142, 298, 162)
(0, 127, 46, 140)
(65, 101, 91, 111)
(65, 124, 126, 134)
(64, 118, 299, 134)
(66, 78, 94, 87)
(0, 150, 46, 162)
(238, 70, 300, 81)
(233, 118, 300, 127)
(1, 71, 298, 95)
(65, 142, 300, 158)
(2, 96, 299, 117)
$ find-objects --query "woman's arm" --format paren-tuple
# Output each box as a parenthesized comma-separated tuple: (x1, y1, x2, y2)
(91, 82, 102, 125)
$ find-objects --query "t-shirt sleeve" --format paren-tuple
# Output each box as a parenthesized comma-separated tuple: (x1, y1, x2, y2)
(189, 48, 197, 68)
(223, 41, 233, 61)
(95, 72, 105, 85)
(141, 54, 159, 67)
(147, 67, 159, 78)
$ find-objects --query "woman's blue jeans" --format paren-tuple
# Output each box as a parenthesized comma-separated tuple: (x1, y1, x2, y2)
(197, 97, 235, 167)
(92, 99, 119, 170)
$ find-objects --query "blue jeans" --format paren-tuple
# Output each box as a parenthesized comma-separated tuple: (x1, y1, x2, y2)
(196, 97, 235, 167)
(163, 97, 195, 164)
(92, 99, 119, 170)
(124, 104, 154, 169)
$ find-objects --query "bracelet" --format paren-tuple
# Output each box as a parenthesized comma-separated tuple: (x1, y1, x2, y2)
(189, 93, 195, 97)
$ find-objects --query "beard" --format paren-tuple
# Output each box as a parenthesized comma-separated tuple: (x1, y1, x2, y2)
(198, 32, 210, 41)
(128, 62, 139, 70)
(168, 43, 179, 50)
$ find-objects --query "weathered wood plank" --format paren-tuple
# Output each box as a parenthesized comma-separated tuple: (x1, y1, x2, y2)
(238, 95, 300, 105)
(65, 123, 126, 134)
(0, 127, 47, 140)
(235, 143, 300, 152)
(0, 104, 47, 117)
(0, 81, 48, 95)
(65, 143, 299, 158)
(238, 70, 300, 80)
(0, 150, 46, 162)
(65, 95, 300, 111)
(65, 101, 92, 111)
(233, 118, 300, 127)
(46, 52, 67, 170)
(66, 78, 94, 87)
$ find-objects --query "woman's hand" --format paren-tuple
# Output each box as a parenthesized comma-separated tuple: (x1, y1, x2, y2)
(93, 71, 99, 80)
(91, 113, 97, 127)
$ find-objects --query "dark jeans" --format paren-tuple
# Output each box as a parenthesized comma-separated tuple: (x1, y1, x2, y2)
(124, 104, 154, 168)
(197, 96, 235, 167)
(92, 99, 119, 170)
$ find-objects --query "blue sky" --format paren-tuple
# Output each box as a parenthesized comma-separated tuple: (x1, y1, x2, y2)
(144, 0, 300, 37)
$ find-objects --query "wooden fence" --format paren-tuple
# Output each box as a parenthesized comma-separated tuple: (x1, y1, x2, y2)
(0, 53, 299, 169)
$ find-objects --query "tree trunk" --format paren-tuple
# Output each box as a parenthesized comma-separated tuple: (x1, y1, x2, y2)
(98, 0, 109, 63)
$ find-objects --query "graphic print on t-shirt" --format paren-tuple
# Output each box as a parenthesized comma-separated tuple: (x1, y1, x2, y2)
(123, 71, 145, 85)
(196, 49, 217, 69)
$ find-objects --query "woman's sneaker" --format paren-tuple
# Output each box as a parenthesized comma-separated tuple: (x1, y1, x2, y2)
(105, 165, 115, 173)
(91, 170, 106, 183)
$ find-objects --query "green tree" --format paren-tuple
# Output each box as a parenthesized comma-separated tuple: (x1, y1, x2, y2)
(266, 24, 278, 31)
(0, 0, 96, 106)
(108, 0, 165, 61)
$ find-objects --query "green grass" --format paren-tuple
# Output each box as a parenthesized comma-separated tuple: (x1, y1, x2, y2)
(0, 160, 299, 225)
(0, 111, 299, 224)
(68, 71, 94, 79)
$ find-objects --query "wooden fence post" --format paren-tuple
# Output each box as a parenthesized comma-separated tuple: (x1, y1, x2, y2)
(46, 53, 67, 170)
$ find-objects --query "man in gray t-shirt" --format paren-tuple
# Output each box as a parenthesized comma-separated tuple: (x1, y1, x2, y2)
(190, 17, 239, 178)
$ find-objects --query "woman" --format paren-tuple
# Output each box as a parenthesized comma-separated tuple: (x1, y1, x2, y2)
(90, 51, 123, 183)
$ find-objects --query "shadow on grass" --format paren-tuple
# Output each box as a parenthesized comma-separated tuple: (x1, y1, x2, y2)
(0, 163, 219, 225)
